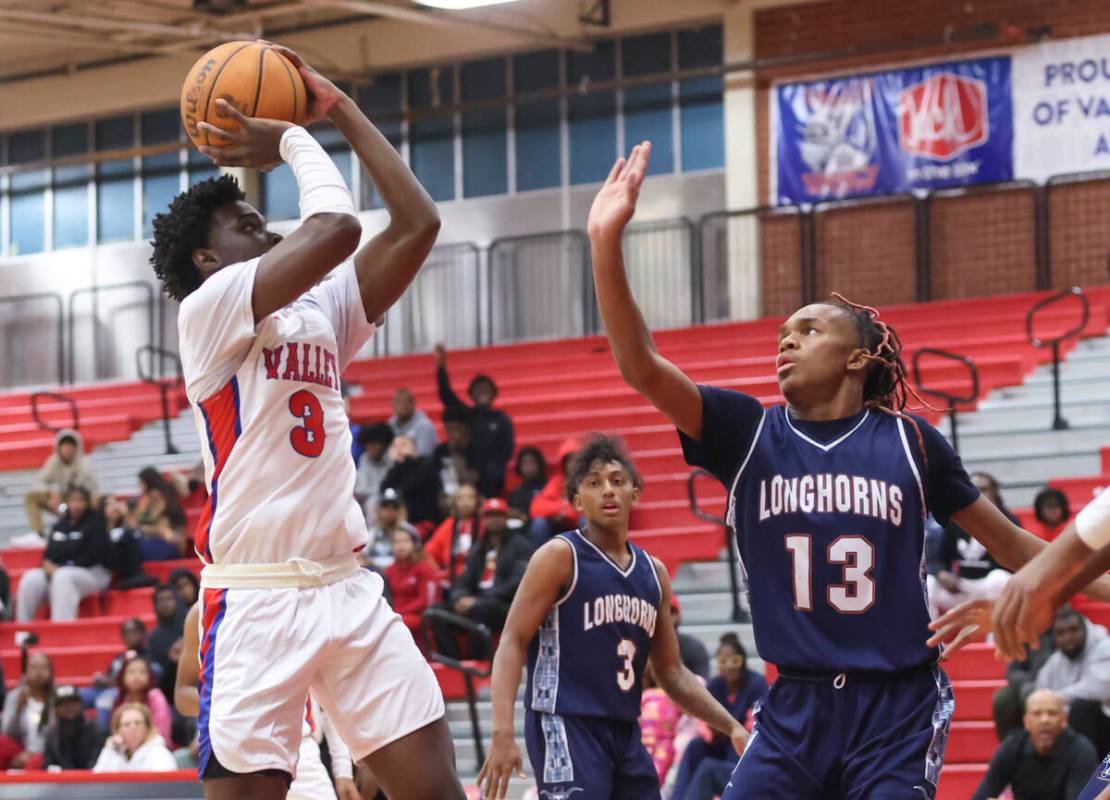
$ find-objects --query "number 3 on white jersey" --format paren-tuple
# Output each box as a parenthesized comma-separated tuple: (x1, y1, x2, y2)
(785, 534, 876, 614)
(616, 639, 636, 692)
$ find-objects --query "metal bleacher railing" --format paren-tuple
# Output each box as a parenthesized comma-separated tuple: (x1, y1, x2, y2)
(1025, 286, 1090, 432)
(0, 169, 1108, 389)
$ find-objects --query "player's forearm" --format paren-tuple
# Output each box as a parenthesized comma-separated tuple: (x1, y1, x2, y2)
(660, 667, 738, 738)
(589, 235, 663, 390)
(1048, 527, 1110, 604)
(174, 686, 199, 717)
(328, 96, 439, 237)
(489, 638, 526, 737)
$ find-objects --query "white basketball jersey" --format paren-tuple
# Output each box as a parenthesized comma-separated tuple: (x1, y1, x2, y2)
(178, 257, 375, 565)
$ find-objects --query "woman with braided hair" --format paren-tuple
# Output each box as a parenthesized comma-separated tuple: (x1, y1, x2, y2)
(587, 141, 1110, 800)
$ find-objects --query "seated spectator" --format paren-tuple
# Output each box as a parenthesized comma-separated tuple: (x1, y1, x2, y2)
(389, 388, 438, 457)
(435, 344, 515, 498)
(16, 487, 110, 622)
(92, 703, 176, 773)
(342, 382, 363, 464)
(528, 438, 581, 545)
(1034, 487, 1072, 541)
(671, 596, 710, 679)
(44, 684, 105, 771)
(22, 429, 98, 540)
(382, 435, 442, 534)
(111, 654, 172, 746)
(507, 447, 547, 524)
(994, 628, 1056, 742)
(433, 405, 481, 499)
(670, 634, 768, 800)
(126, 468, 187, 561)
(431, 498, 531, 660)
(426, 485, 482, 587)
(355, 422, 395, 522)
(0, 652, 54, 770)
(147, 585, 186, 681)
(362, 489, 419, 570)
(927, 472, 1015, 619)
(168, 569, 200, 608)
(94, 619, 156, 688)
(972, 689, 1098, 800)
(383, 527, 440, 647)
(101, 495, 148, 588)
(1036, 606, 1110, 755)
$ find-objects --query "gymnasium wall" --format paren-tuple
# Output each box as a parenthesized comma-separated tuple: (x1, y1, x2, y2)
(752, 0, 1110, 307)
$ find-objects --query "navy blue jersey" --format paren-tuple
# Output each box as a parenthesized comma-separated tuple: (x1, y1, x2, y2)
(681, 387, 980, 673)
(526, 530, 663, 720)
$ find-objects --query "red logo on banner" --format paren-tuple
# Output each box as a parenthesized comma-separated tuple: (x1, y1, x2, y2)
(899, 73, 988, 160)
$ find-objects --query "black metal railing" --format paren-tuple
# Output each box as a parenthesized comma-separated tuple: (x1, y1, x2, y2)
(30, 390, 79, 433)
(687, 468, 743, 623)
(421, 608, 493, 767)
(135, 345, 183, 455)
(1025, 287, 1090, 430)
(911, 348, 980, 456)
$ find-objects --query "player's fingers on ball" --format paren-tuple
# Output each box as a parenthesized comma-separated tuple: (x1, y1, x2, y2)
(214, 98, 248, 121)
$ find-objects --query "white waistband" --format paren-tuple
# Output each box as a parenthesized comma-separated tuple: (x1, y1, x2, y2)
(200, 553, 360, 589)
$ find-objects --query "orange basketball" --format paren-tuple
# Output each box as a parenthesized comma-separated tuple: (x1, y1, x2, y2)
(180, 41, 307, 148)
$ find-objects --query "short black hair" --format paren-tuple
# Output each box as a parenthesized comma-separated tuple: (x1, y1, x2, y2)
(153, 583, 176, 598)
(515, 446, 547, 478)
(150, 175, 245, 302)
(57, 434, 77, 448)
(1055, 605, 1085, 626)
(717, 632, 745, 658)
(443, 404, 471, 426)
(121, 617, 146, 633)
(1034, 487, 1071, 524)
(468, 374, 497, 399)
(565, 434, 643, 501)
(357, 422, 395, 448)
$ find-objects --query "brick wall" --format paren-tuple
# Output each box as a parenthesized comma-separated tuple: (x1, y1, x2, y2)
(751, 0, 1110, 303)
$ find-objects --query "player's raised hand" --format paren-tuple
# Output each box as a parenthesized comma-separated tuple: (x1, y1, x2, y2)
(927, 598, 993, 658)
(477, 730, 526, 799)
(259, 41, 345, 125)
(587, 141, 652, 245)
(198, 99, 290, 170)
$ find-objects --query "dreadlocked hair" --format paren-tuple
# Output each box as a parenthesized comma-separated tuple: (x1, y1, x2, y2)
(824, 292, 935, 470)
(149, 175, 245, 302)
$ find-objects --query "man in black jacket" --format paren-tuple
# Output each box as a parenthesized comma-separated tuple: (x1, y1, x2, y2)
(973, 689, 1098, 800)
(432, 498, 531, 660)
(435, 344, 515, 498)
(44, 685, 106, 770)
(15, 487, 111, 622)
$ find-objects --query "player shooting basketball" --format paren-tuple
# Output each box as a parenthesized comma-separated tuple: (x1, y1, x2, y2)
(150, 42, 463, 800)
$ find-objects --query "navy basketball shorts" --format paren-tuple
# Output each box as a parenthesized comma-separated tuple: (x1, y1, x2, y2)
(722, 665, 953, 800)
(524, 709, 660, 800)
(1077, 753, 1110, 800)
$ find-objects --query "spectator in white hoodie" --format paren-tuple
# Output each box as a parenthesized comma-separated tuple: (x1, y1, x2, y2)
(92, 703, 176, 773)
(1036, 605, 1110, 756)
(22, 429, 99, 540)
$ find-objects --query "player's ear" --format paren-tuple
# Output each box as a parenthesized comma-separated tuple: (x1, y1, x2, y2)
(845, 346, 870, 374)
(630, 485, 641, 507)
(192, 247, 221, 277)
(572, 491, 584, 514)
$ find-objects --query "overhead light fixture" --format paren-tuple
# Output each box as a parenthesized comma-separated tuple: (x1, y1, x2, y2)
(413, 0, 520, 9)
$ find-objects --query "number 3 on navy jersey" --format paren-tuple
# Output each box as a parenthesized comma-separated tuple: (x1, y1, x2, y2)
(785, 534, 875, 614)
(289, 390, 326, 457)
(616, 639, 636, 692)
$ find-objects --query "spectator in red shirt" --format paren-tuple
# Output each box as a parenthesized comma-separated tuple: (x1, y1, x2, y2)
(431, 498, 532, 660)
(383, 527, 440, 650)
(425, 485, 481, 592)
(528, 438, 580, 545)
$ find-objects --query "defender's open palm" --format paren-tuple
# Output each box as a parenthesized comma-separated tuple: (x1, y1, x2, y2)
(477, 733, 526, 799)
(588, 141, 652, 244)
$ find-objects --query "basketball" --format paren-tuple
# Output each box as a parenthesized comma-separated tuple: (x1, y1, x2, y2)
(180, 41, 307, 148)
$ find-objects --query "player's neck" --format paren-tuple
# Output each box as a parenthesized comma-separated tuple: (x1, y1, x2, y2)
(582, 521, 631, 564)
(787, 384, 864, 422)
